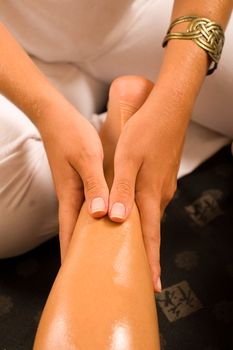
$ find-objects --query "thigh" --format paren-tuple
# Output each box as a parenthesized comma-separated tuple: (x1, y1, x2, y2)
(82, 0, 171, 83)
(0, 95, 58, 258)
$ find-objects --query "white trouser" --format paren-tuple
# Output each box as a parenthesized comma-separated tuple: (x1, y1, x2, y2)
(0, 63, 108, 258)
(0, 1, 232, 257)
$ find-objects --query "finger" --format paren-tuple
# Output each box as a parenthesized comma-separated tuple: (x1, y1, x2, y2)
(58, 174, 84, 262)
(79, 158, 109, 218)
(137, 194, 162, 293)
(109, 151, 139, 222)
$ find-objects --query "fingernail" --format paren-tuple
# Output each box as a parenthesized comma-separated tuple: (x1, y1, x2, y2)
(91, 197, 106, 214)
(155, 277, 162, 292)
(110, 202, 125, 219)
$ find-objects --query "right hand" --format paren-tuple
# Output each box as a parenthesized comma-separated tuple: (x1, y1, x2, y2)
(37, 101, 109, 261)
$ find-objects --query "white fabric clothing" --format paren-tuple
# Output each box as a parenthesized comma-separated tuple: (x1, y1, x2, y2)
(1, 0, 232, 136)
(0, 63, 107, 258)
(0, 0, 232, 257)
(0, 0, 150, 64)
(0, 95, 58, 256)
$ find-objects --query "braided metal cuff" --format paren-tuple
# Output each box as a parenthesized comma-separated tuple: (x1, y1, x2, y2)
(162, 16, 225, 75)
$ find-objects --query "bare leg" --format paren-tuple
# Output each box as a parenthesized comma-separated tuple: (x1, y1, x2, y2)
(33, 76, 160, 350)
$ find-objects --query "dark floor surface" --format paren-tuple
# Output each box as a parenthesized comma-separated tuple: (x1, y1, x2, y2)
(0, 145, 233, 350)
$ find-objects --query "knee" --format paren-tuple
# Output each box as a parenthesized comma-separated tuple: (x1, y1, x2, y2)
(109, 75, 154, 105)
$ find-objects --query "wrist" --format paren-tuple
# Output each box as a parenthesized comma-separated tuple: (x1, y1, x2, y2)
(29, 88, 81, 133)
(138, 87, 192, 139)
(146, 71, 196, 126)
(158, 39, 208, 102)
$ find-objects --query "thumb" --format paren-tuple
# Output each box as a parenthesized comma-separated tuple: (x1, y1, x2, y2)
(80, 159, 109, 218)
(109, 155, 138, 222)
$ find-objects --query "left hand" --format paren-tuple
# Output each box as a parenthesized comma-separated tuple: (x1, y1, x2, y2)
(108, 99, 188, 292)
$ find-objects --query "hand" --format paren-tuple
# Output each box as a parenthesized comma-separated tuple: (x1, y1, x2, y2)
(108, 99, 188, 292)
(38, 101, 109, 261)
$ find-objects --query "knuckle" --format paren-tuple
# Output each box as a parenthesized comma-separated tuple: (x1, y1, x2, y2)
(85, 176, 99, 192)
(84, 176, 103, 195)
(116, 180, 133, 197)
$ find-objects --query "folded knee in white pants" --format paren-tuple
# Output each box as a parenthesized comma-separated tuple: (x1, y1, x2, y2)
(0, 96, 58, 258)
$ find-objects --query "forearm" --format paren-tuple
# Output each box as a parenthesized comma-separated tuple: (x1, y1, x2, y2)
(144, 0, 232, 126)
(0, 22, 77, 127)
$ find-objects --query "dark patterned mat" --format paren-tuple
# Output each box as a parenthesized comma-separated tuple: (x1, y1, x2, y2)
(0, 145, 233, 350)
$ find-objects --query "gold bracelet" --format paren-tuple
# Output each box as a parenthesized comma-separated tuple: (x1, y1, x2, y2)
(162, 15, 225, 75)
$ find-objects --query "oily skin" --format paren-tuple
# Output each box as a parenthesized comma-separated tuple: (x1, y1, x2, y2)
(33, 77, 160, 350)
(0, 2, 232, 292)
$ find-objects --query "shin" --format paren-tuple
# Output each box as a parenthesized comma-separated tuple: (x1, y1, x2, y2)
(33, 76, 160, 350)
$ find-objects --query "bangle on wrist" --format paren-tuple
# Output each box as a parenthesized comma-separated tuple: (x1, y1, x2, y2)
(162, 15, 225, 75)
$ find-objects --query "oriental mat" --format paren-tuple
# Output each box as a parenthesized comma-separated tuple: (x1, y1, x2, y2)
(0, 145, 233, 350)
